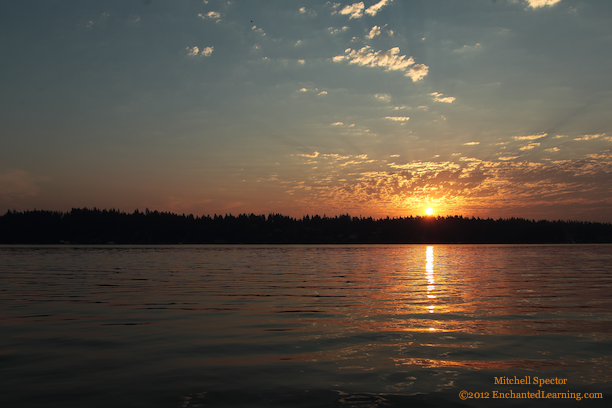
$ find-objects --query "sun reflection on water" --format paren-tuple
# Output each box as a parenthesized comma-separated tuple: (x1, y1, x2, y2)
(425, 246, 435, 313)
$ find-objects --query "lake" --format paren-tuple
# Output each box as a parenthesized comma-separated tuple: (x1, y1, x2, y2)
(1, 245, 611, 407)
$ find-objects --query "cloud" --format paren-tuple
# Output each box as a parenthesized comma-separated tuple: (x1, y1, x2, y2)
(463, 142, 480, 145)
(299, 6, 316, 16)
(365, 0, 394, 17)
(513, 133, 547, 141)
(385, 116, 410, 121)
(430, 92, 456, 103)
(286, 152, 612, 219)
(525, 0, 562, 8)
(338, 2, 365, 19)
(334, 46, 428, 81)
(328, 26, 349, 34)
(296, 151, 319, 158)
(406, 64, 429, 82)
(252, 25, 265, 35)
(545, 147, 560, 152)
(519, 142, 540, 151)
(298, 88, 308, 92)
(201, 46, 214, 57)
(198, 11, 221, 22)
(186, 46, 200, 57)
(186, 46, 213, 57)
(366, 25, 381, 39)
(331, 122, 344, 126)
(298, 59, 305, 64)
(453, 43, 482, 53)
(375, 93, 390, 102)
(574, 133, 605, 141)
(318, 91, 328, 95)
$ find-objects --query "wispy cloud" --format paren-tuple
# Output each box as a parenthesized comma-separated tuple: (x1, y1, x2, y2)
(519, 142, 540, 151)
(453, 43, 482, 53)
(252, 25, 265, 35)
(574, 133, 605, 141)
(463, 142, 480, 145)
(296, 151, 319, 158)
(333, 46, 429, 81)
(385, 116, 410, 121)
(430, 92, 456, 103)
(328, 26, 349, 34)
(513, 133, 547, 141)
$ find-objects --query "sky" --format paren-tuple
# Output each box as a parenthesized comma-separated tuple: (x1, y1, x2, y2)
(1, 0, 612, 222)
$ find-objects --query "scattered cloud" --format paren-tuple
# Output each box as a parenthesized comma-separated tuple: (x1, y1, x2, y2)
(525, 0, 562, 9)
(375, 93, 391, 102)
(298, 87, 308, 92)
(299, 6, 316, 16)
(295, 40, 302, 46)
(328, 26, 349, 34)
(574, 133, 605, 141)
(366, 25, 381, 39)
(520, 142, 540, 151)
(463, 142, 480, 145)
(331, 122, 344, 126)
(430, 92, 456, 103)
(338, 2, 365, 19)
(318, 91, 328, 95)
(333, 46, 428, 81)
(296, 151, 319, 158)
(186, 46, 200, 57)
(365, 0, 394, 17)
(545, 147, 560, 152)
(298, 59, 305, 64)
(252, 25, 265, 35)
(406, 64, 429, 82)
(385, 116, 410, 121)
(513, 133, 547, 141)
(186, 46, 213, 57)
(201, 46, 214, 57)
(198, 11, 221, 22)
(454, 43, 482, 53)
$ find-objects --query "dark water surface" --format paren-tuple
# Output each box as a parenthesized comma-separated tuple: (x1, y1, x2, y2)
(1, 245, 611, 407)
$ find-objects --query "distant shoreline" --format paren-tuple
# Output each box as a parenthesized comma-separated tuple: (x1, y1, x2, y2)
(2, 208, 611, 245)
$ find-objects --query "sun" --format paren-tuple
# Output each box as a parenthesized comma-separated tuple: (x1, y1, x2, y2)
(425, 208, 434, 216)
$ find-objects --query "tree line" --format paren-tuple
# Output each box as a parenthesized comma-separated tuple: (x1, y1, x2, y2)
(1, 207, 611, 244)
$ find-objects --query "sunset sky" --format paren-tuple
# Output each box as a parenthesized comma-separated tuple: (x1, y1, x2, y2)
(1, 0, 611, 221)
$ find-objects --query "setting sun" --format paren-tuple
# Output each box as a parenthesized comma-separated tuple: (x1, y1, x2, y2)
(426, 208, 434, 216)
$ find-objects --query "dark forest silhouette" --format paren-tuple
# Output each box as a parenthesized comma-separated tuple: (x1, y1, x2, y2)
(1, 208, 611, 244)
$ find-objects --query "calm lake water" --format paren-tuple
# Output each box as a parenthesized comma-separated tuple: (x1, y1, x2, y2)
(1, 245, 611, 407)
